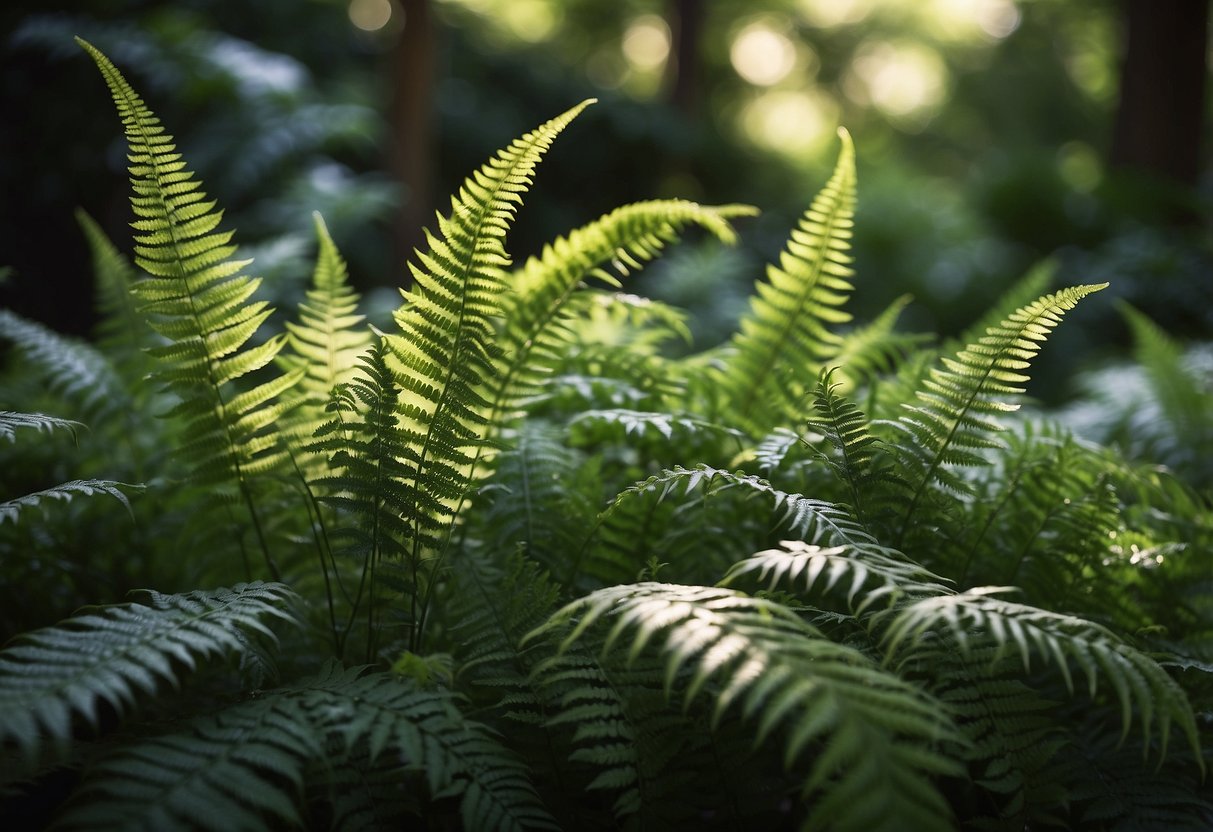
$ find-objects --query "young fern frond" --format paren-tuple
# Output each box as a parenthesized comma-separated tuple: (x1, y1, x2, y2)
(891, 283, 1108, 544)
(718, 128, 857, 434)
(383, 100, 591, 585)
(278, 212, 371, 436)
(828, 294, 927, 391)
(884, 587, 1202, 768)
(76, 208, 151, 365)
(78, 39, 302, 576)
(489, 199, 755, 427)
(531, 583, 963, 832)
(0, 582, 298, 764)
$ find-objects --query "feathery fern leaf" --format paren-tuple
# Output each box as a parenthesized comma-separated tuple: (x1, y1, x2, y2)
(0, 410, 84, 443)
(884, 587, 1202, 767)
(0, 310, 126, 421)
(489, 200, 755, 427)
(383, 100, 591, 579)
(77, 40, 303, 569)
(532, 583, 962, 832)
(891, 283, 1107, 543)
(0, 582, 298, 761)
(278, 212, 371, 417)
(718, 128, 857, 434)
(0, 478, 136, 526)
(721, 540, 949, 614)
(76, 208, 151, 364)
(827, 294, 928, 391)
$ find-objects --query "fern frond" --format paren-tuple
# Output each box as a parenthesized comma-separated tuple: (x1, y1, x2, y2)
(0, 310, 126, 420)
(884, 587, 1202, 767)
(891, 283, 1108, 544)
(77, 38, 301, 496)
(531, 583, 962, 832)
(0, 478, 136, 526)
(0, 582, 298, 761)
(75, 208, 151, 364)
(567, 408, 745, 455)
(0, 410, 84, 443)
(718, 128, 857, 434)
(383, 100, 591, 572)
(278, 212, 371, 412)
(721, 540, 949, 613)
(489, 200, 755, 426)
(828, 294, 928, 391)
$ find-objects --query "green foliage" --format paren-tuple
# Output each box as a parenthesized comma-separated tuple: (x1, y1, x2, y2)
(0, 40, 1209, 832)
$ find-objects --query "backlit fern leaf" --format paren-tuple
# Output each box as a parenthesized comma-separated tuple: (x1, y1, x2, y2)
(383, 100, 592, 563)
(891, 283, 1107, 544)
(0, 582, 298, 762)
(718, 128, 857, 434)
(531, 583, 963, 832)
(277, 212, 371, 446)
(489, 200, 755, 427)
(828, 294, 928, 391)
(78, 38, 302, 490)
(884, 587, 1202, 768)
(721, 540, 949, 614)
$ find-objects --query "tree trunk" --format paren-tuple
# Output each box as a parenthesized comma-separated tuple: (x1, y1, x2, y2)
(664, 0, 704, 119)
(389, 0, 436, 278)
(1110, 0, 1209, 188)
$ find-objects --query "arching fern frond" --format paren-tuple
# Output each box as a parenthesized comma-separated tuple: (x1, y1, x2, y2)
(383, 100, 591, 572)
(75, 208, 152, 366)
(0, 478, 136, 526)
(531, 583, 962, 832)
(721, 540, 949, 614)
(891, 283, 1107, 544)
(828, 294, 928, 391)
(0, 410, 84, 443)
(717, 128, 857, 435)
(488, 200, 755, 427)
(884, 587, 1202, 768)
(0, 582, 298, 762)
(0, 310, 126, 421)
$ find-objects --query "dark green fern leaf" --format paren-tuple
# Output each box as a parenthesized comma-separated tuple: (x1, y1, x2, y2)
(531, 583, 962, 832)
(884, 587, 1202, 768)
(0, 478, 136, 526)
(0, 582, 298, 763)
(76, 208, 153, 367)
(0, 410, 84, 443)
(891, 283, 1107, 545)
(717, 128, 857, 435)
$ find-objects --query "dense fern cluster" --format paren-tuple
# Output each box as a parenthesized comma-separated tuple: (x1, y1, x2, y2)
(0, 40, 1209, 831)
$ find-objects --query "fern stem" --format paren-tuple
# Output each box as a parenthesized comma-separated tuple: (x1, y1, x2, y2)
(290, 453, 341, 656)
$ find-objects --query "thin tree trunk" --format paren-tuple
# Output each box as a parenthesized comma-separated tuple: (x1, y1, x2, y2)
(664, 0, 704, 119)
(389, 0, 436, 278)
(1110, 0, 1209, 189)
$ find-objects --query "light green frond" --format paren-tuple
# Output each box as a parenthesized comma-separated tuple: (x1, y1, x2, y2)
(279, 212, 371, 409)
(0, 478, 137, 526)
(828, 294, 929, 391)
(891, 283, 1107, 543)
(531, 583, 962, 832)
(489, 200, 756, 426)
(719, 128, 857, 434)
(383, 100, 592, 564)
(884, 587, 1201, 768)
(0, 582, 298, 763)
(77, 38, 300, 489)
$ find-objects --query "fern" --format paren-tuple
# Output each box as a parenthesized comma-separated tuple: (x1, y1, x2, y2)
(0, 410, 84, 443)
(0, 478, 136, 526)
(0, 582, 298, 763)
(75, 208, 151, 365)
(382, 100, 591, 619)
(891, 283, 1108, 544)
(717, 128, 857, 434)
(884, 587, 1203, 767)
(531, 583, 963, 832)
(488, 199, 755, 427)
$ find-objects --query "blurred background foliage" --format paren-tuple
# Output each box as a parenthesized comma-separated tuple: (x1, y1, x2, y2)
(1, 0, 1211, 401)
